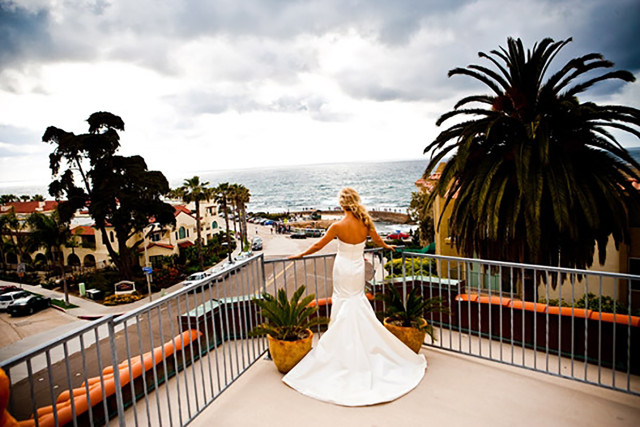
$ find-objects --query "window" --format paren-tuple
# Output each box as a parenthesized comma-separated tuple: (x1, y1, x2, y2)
(150, 232, 162, 242)
(110, 231, 114, 242)
(178, 227, 186, 239)
(212, 221, 218, 229)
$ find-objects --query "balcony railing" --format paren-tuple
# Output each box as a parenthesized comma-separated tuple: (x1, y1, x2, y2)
(1, 249, 638, 426)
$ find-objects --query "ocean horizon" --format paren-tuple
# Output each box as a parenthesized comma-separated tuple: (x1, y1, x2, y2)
(2, 147, 640, 216)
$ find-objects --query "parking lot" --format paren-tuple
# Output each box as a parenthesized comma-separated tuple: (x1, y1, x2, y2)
(0, 306, 79, 348)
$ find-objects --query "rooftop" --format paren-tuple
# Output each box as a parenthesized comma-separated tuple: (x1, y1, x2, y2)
(119, 339, 640, 427)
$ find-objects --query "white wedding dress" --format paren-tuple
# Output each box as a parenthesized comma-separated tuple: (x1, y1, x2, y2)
(282, 240, 426, 406)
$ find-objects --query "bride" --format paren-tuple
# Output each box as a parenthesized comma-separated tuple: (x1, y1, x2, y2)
(284, 187, 426, 406)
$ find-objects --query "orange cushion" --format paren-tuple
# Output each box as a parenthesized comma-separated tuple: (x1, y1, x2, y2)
(546, 306, 591, 318)
(510, 300, 547, 313)
(455, 294, 478, 302)
(588, 311, 640, 327)
(477, 295, 512, 306)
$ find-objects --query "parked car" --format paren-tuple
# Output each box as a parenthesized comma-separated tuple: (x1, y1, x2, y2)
(388, 232, 410, 240)
(251, 237, 263, 250)
(0, 291, 30, 311)
(182, 271, 210, 287)
(305, 229, 324, 238)
(8, 295, 51, 316)
(290, 230, 307, 239)
(0, 285, 21, 295)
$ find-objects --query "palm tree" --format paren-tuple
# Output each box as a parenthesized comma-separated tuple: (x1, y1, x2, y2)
(27, 210, 72, 305)
(229, 184, 239, 238)
(0, 194, 19, 204)
(177, 176, 213, 270)
(425, 37, 640, 278)
(5, 212, 31, 269)
(236, 184, 251, 249)
(214, 183, 234, 262)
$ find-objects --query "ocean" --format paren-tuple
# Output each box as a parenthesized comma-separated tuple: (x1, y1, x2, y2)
(3, 147, 640, 222)
(194, 159, 426, 214)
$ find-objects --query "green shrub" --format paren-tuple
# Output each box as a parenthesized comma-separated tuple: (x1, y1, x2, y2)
(540, 293, 638, 315)
(153, 266, 182, 287)
(0, 271, 40, 285)
(384, 258, 438, 278)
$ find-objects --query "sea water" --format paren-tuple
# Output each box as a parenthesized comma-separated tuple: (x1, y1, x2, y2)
(194, 159, 426, 214)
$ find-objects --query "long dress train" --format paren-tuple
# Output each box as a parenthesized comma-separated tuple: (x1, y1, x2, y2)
(282, 240, 426, 406)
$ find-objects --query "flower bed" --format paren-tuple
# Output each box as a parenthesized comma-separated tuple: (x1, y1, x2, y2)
(103, 293, 143, 306)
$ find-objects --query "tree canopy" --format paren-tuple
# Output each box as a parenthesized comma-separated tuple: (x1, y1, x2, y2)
(43, 112, 175, 279)
(424, 37, 640, 271)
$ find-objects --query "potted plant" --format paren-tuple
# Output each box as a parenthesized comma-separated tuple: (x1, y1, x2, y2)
(251, 285, 328, 373)
(376, 284, 450, 353)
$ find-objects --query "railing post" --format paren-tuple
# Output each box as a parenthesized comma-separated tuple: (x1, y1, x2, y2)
(108, 318, 127, 427)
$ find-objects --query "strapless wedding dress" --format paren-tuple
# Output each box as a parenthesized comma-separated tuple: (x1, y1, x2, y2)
(282, 240, 426, 406)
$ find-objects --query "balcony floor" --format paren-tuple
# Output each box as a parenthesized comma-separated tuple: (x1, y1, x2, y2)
(189, 346, 640, 427)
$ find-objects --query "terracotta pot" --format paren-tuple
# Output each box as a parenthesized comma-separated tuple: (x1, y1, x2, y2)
(384, 317, 427, 353)
(267, 329, 313, 373)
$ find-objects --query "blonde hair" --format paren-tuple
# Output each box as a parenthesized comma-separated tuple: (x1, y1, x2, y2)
(338, 187, 373, 229)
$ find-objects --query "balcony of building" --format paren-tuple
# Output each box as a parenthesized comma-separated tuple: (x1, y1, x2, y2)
(1, 250, 639, 426)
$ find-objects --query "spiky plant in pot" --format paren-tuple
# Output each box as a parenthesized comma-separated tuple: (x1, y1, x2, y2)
(251, 285, 329, 372)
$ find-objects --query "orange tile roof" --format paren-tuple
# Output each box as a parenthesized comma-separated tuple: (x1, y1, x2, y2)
(1, 201, 58, 214)
(174, 205, 193, 217)
(138, 242, 174, 252)
(71, 225, 95, 236)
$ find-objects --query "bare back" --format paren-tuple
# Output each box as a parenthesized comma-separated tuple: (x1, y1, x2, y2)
(332, 214, 370, 244)
(289, 210, 392, 259)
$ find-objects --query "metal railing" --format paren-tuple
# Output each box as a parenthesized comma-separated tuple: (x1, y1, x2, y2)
(1, 255, 268, 427)
(397, 251, 640, 396)
(2, 248, 638, 426)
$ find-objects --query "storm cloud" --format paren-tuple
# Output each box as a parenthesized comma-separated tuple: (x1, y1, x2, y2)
(0, 0, 638, 188)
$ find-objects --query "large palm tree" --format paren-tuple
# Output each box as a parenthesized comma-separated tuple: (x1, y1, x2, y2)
(214, 183, 233, 262)
(27, 210, 72, 305)
(230, 184, 251, 248)
(228, 184, 239, 238)
(425, 37, 640, 274)
(177, 176, 213, 270)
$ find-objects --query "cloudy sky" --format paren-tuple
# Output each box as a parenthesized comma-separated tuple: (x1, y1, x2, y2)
(1, 0, 639, 192)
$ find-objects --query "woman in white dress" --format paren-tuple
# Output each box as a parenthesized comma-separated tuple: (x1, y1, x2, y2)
(284, 188, 426, 406)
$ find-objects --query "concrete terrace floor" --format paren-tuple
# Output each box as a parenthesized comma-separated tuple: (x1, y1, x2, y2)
(189, 346, 639, 427)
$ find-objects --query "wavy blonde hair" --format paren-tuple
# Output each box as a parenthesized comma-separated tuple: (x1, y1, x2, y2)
(338, 187, 373, 229)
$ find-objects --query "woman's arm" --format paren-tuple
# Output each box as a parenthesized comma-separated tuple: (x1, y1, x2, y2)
(368, 224, 396, 251)
(288, 224, 338, 259)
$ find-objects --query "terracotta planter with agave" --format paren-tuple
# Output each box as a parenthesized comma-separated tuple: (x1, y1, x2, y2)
(268, 329, 314, 373)
(384, 317, 427, 353)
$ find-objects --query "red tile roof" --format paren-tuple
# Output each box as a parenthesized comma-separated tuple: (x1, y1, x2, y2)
(1, 201, 58, 214)
(178, 241, 194, 249)
(174, 205, 193, 217)
(138, 242, 174, 252)
(71, 225, 95, 236)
